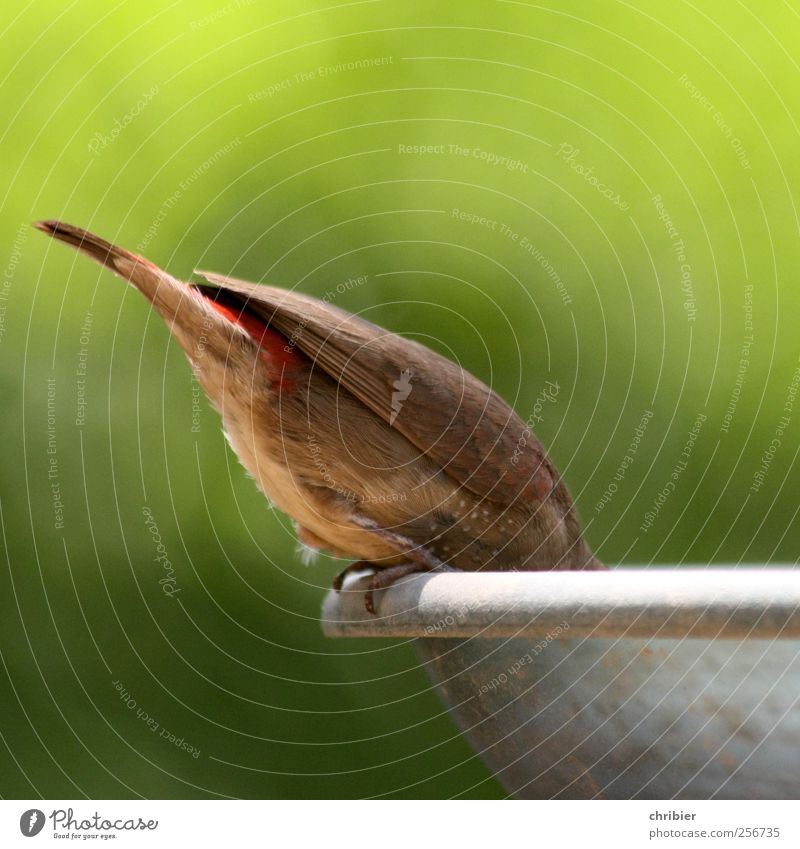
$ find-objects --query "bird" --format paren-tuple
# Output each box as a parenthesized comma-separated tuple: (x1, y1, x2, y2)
(34, 221, 604, 613)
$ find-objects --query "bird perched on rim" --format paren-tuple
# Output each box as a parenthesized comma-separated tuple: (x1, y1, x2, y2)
(34, 221, 604, 613)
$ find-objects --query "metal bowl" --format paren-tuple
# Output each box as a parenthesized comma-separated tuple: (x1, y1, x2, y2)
(322, 569, 800, 798)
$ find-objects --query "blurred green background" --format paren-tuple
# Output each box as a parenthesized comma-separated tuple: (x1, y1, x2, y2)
(2, 0, 799, 799)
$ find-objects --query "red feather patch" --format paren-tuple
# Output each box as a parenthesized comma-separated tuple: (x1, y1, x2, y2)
(206, 298, 306, 390)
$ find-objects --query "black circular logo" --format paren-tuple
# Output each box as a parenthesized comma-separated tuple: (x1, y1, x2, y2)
(19, 809, 45, 837)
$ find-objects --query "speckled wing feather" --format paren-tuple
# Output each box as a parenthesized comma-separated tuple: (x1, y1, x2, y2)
(194, 271, 555, 506)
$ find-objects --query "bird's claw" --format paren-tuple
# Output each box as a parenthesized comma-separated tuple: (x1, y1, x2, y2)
(331, 562, 378, 612)
(333, 560, 440, 615)
(332, 561, 373, 593)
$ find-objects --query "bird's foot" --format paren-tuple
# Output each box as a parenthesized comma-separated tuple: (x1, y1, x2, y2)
(332, 561, 374, 593)
(362, 562, 433, 615)
(333, 560, 437, 615)
(332, 518, 448, 614)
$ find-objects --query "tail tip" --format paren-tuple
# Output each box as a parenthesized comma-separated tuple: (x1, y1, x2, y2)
(32, 219, 60, 235)
(32, 219, 89, 244)
(32, 220, 132, 272)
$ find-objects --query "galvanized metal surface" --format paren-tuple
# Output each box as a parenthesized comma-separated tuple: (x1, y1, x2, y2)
(416, 635, 800, 799)
(322, 569, 800, 640)
(322, 569, 800, 798)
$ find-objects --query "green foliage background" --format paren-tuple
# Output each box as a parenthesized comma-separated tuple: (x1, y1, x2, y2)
(1, 0, 799, 798)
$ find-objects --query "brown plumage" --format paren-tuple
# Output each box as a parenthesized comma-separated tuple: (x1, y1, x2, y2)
(34, 221, 603, 612)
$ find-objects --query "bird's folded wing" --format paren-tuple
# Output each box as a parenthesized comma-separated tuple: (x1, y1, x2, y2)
(194, 271, 554, 506)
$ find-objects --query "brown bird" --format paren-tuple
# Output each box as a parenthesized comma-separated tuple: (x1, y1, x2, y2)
(34, 221, 603, 612)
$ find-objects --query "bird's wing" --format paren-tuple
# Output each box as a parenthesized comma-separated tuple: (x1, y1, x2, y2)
(194, 271, 555, 506)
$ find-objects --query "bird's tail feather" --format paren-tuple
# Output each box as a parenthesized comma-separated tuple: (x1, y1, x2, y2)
(32, 220, 194, 327)
(33, 220, 155, 278)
